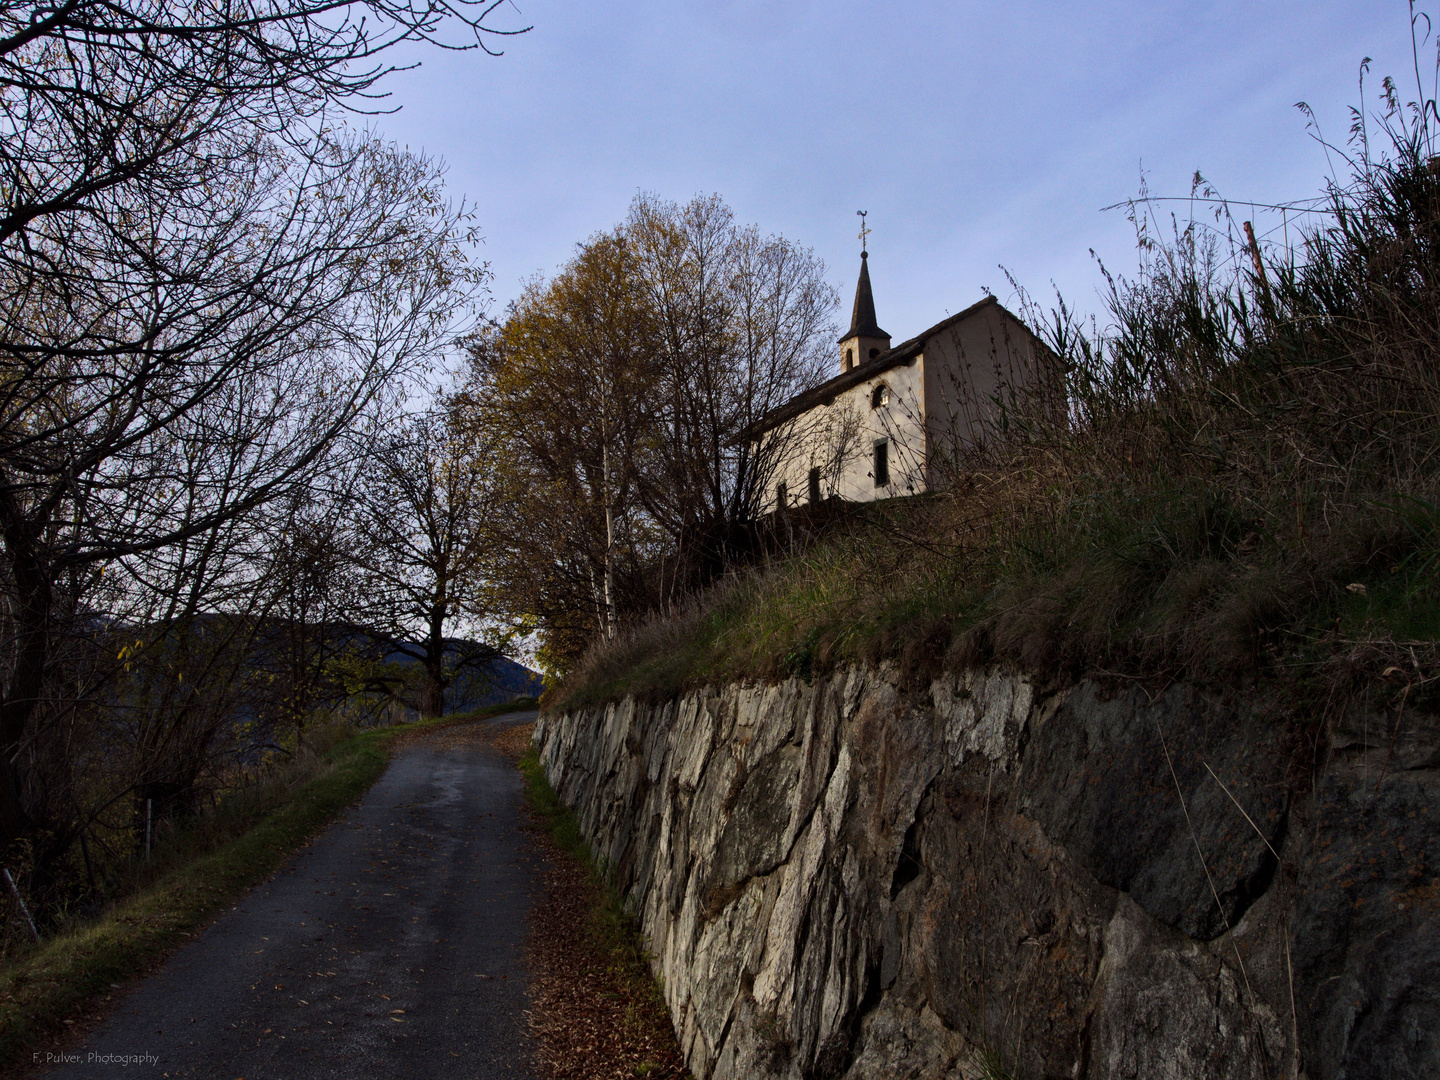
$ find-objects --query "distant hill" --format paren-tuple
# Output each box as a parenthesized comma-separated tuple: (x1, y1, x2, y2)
(444, 653, 544, 713)
(377, 640, 543, 715)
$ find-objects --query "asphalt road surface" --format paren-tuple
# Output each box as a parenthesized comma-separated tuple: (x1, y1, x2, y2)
(38, 710, 542, 1080)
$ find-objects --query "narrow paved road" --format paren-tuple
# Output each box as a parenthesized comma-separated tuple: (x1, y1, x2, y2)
(39, 711, 541, 1080)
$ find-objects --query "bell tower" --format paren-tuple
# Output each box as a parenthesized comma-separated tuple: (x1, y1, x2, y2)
(838, 211, 890, 372)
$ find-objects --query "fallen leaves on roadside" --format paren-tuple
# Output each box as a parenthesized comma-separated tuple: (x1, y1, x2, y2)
(388, 711, 536, 757)
(490, 722, 537, 760)
(525, 827, 689, 1080)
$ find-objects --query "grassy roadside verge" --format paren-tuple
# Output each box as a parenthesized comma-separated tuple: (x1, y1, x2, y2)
(518, 745, 592, 864)
(518, 745, 689, 1080)
(0, 699, 537, 1066)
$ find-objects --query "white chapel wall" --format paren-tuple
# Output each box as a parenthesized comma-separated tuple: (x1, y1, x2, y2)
(762, 356, 927, 514)
(757, 298, 1050, 517)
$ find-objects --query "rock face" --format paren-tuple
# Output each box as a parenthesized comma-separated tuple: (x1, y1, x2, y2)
(534, 668, 1439, 1080)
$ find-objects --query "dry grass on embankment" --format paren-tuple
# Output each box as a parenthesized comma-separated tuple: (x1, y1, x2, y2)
(547, 119, 1440, 727)
(552, 477, 1440, 718)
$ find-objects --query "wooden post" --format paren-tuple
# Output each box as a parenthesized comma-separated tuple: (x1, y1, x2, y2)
(3, 868, 39, 941)
(80, 830, 96, 892)
(1243, 221, 1276, 319)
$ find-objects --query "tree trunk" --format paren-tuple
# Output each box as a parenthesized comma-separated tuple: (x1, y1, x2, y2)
(588, 563, 606, 636)
(603, 439, 616, 640)
(0, 525, 50, 853)
(422, 598, 447, 719)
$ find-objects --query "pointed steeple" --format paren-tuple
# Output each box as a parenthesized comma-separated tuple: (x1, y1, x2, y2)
(844, 252, 888, 342)
(837, 245, 891, 372)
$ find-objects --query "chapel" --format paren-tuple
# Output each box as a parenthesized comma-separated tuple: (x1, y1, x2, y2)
(747, 245, 1047, 512)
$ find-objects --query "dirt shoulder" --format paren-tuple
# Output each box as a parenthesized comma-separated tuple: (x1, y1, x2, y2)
(517, 735, 690, 1080)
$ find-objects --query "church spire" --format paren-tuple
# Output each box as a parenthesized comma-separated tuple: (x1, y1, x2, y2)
(845, 251, 888, 341)
(837, 212, 890, 371)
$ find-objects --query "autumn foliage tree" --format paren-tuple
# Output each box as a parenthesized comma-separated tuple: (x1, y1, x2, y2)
(465, 194, 836, 671)
(469, 232, 659, 649)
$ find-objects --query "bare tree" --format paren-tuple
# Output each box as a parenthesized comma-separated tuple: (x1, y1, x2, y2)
(0, 0, 517, 894)
(624, 193, 837, 583)
(346, 399, 503, 719)
(252, 505, 358, 730)
(0, 137, 483, 859)
(0, 0, 525, 255)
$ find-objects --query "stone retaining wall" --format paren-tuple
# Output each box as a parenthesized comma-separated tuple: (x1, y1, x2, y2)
(534, 667, 1437, 1079)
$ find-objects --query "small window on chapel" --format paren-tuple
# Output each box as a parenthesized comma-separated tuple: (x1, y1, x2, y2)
(870, 383, 890, 409)
(808, 466, 821, 505)
(873, 440, 890, 488)
(775, 480, 787, 510)
(844, 348, 854, 370)
(868, 347, 880, 359)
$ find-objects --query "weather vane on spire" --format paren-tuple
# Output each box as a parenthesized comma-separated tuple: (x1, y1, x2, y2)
(856, 210, 870, 256)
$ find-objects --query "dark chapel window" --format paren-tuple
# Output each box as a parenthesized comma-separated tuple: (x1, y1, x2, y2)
(873, 440, 889, 487)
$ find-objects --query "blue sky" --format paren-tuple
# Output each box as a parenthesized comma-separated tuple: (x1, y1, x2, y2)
(372, 1, 1415, 344)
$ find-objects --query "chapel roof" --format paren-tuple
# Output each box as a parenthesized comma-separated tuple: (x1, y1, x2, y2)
(743, 294, 1010, 440)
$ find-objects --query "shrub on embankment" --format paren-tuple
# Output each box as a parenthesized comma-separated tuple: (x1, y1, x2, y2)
(547, 91, 1440, 718)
